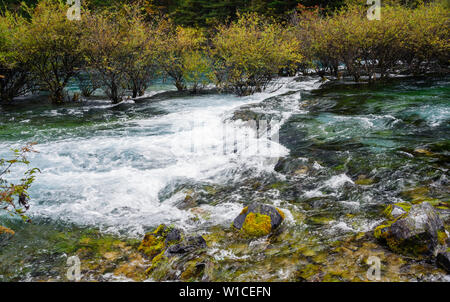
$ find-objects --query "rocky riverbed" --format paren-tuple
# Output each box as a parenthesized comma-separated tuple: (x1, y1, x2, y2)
(0, 76, 449, 281)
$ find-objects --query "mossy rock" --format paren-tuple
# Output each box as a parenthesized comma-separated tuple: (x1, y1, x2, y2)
(138, 224, 179, 259)
(296, 263, 321, 281)
(180, 259, 207, 281)
(354, 175, 375, 186)
(241, 213, 272, 237)
(139, 224, 207, 278)
(233, 202, 285, 237)
(374, 202, 447, 258)
(383, 203, 411, 220)
(436, 252, 450, 273)
(305, 215, 334, 226)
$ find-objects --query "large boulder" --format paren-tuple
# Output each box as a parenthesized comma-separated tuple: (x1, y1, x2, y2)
(374, 202, 448, 257)
(233, 202, 285, 237)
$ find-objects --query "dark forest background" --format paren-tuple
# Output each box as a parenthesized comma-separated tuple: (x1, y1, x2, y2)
(1, 0, 430, 26)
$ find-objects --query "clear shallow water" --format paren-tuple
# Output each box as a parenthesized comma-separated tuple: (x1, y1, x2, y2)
(0, 76, 449, 281)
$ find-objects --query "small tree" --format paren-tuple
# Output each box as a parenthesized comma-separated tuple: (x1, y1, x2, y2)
(123, 6, 160, 98)
(0, 12, 32, 103)
(156, 23, 209, 91)
(18, 1, 84, 104)
(83, 5, 163, 101)
(402, 2, 450, 74)
(211, 13, 302, 96)
(181, 50, 213, 93)
(0, 143, 39, 223)
(82, 10, 127, 103)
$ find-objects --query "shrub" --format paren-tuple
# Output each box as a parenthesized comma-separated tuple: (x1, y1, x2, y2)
(83, 5, 160, 102)
(211, 13, 302, 96)
(0, 143, 39, 222)
(156, 23, 209, 91)
(17, 1, 84, 104)
(82, 9, 132, 103)
(74, 69, 101, 97)
(402, 2, 450, 74)
(293, 2, 449, 81)
(0, 11, 32, 102)
(122, 6, 160, 98)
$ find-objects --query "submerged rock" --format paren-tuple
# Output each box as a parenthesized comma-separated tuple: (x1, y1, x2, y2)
(166, 236, 207, 256)
(165, 228, 182, 244)
(233, 202, 285, 237)
(374, 202, 447, 257)
(274, 157, 307, 175)
(138, 224, 171, 259)
(436, 252, 450, 273)
(138, 224, 207, 278)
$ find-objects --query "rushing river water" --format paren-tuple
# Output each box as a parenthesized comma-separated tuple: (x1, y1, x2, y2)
(0, 76, 449, 281)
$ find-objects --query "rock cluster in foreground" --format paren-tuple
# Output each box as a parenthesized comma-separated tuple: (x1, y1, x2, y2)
(374, 202, 449, 272)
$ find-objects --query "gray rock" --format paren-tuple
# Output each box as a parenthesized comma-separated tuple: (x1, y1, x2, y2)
(233, 202, 284, 230)
(274, 157, 307, 175)
(166, 235, 207, 256)
(165, 228, 182, 244)
(436, 252, 450, 273)
(387, 202, 446, 256)
(390, 205, 407, 219)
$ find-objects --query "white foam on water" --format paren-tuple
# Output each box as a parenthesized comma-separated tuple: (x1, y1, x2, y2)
(324, 174, 354, 189)
(1, 77, 319, 236)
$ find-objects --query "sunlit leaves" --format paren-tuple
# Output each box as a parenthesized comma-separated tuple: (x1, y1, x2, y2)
(211, 13, 303, 95)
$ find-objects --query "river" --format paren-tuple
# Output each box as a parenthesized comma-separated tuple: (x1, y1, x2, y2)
(0, 76, 449, 281)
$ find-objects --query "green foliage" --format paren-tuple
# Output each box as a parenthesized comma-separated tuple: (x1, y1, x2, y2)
(82, 4, 162, 102)
(0, 0, 448, 102)
(293, 1, 450, 81)
(121, 5, 161, 98)
(0, 143, 40, 222)
(0, 11, 32, 102)
(17, 0, 84, 104)
(156, 23, 210, 91)
(211, 13, 302, 95)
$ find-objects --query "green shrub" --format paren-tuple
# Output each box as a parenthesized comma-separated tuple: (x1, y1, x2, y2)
(212, 13, 302, 96)
(0, 11, 32, 102)
(294, 1, 449, 81)
(156, 22, 210, 91)
(17, 1, 84, 104)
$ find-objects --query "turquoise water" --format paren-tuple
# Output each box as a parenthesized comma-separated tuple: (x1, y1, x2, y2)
(0, 76, 449, 281)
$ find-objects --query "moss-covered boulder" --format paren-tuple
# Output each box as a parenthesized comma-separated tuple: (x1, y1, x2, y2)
(374, 202, 448, 257)
(233, 202, 285, 237)
(138, 224, 171, 259)
(138, 224, 208, 278)
(383, 203, 411, 220)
